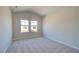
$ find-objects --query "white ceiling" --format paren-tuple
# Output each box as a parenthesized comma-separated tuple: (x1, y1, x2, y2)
(10, 6, 63, 16)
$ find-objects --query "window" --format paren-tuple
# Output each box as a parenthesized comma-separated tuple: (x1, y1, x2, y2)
(20, 20, 29, 32)
(20, 20, 38, 33)
(31, 21, 38, 32)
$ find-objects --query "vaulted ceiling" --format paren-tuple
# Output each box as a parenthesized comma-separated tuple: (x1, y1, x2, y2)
(10, 6, 63, 16)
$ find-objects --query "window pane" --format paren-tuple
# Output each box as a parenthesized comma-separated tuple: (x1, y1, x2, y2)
(31, 21, 37, 25)
(20, 20, 29, 33)
(21, 26, 29, 32)
(31, 26, 37, 32)
(21, 20, 29, 25)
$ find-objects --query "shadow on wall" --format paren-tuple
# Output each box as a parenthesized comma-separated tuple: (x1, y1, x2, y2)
(43, 7, 79, 50)
(0, 7, 12, 52)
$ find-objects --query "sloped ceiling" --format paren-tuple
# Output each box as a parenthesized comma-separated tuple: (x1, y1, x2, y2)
(10, 6, 63, 16)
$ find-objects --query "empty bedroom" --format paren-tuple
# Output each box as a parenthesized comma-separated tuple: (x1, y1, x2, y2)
(0, 6, 79, 53)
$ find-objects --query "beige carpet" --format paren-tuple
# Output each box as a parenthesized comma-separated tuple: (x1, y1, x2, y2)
(6, 37, 79, 53)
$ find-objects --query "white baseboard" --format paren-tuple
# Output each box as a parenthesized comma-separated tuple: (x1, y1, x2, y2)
(45, 37, 79, 51)
(5, 39, 13, 53)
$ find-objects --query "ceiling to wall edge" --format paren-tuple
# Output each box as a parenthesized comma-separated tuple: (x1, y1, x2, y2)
(9, 7, 45, 18)
(9, 6, 70, 19)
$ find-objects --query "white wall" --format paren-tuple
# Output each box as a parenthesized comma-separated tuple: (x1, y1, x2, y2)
(13, 12, 42, 40)
(0, 7, 12, 52)
(43, 7, 79, 49)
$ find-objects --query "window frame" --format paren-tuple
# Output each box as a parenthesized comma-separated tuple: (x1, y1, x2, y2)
(20, 19, 38, 33)
(20, 20, 29, 33)
(30, 20, 38, 32)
